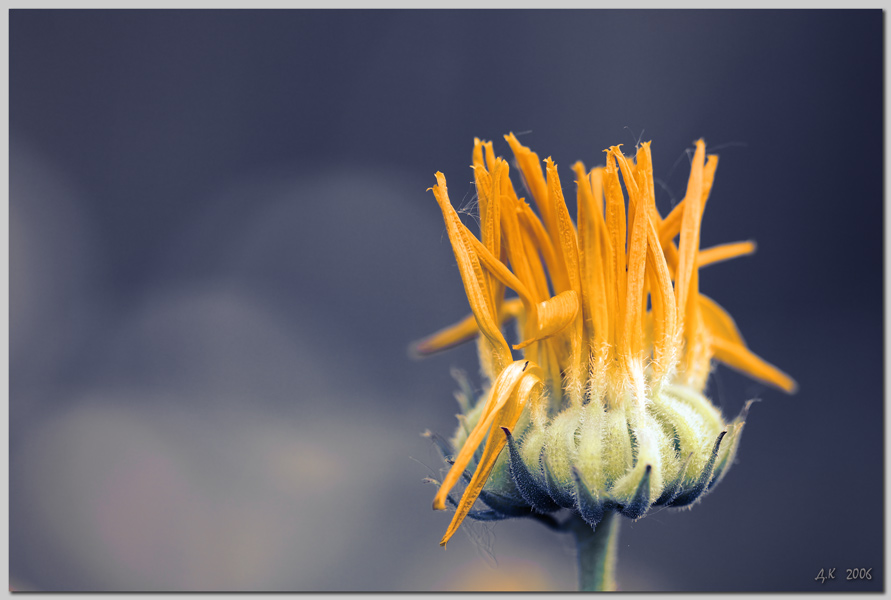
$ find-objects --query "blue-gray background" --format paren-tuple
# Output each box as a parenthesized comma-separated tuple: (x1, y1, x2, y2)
(9, 9, 883, 592)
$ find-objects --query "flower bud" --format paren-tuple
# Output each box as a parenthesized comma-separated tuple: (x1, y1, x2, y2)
(418, 135, 795, 546)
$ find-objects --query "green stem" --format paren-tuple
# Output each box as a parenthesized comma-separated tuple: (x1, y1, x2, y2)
(571, 510, 620, 592)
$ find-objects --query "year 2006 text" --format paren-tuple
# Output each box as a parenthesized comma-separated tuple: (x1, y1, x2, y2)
(815, 568, 873, 584)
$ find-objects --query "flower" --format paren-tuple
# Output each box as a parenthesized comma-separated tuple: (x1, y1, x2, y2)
(417, 134, 796, 548)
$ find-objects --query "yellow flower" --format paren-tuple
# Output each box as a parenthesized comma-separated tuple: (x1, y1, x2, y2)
(418, 134, 796, 548)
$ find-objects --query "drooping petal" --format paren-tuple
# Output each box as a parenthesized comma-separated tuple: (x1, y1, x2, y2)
(698, 294, 797, 393)
(514, 290, 579, 349)
(433, 361, 529, 511)
(710, 336, 798, 393)
(437, 360, 545, 546)
(698, 294, 746, 346)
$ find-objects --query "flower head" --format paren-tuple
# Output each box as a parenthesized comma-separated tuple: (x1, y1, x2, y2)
(417, 134, 796, 548)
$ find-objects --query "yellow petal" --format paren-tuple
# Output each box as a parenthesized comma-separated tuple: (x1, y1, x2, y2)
(430, 173, 512, 370)
(681, 268, 714, 389)
(609, 146, 642, 241)
(498, 190, 551, 355)
(500, 189, 547, 305)
(472, 139, 489, 222)
(634, 142, 658, 225)
(573, 162, 610, 349)
(474, 160, 504, 260)
(630, 143, 679, 379)
(658, 154, 719, 245)
(710, 336, 798, 394)
(516, 199, 568, 294)
(645, 209, 678, 380)
(411, 298, 524, 357)
(470, 150, 508, 318)
(508, 198, 552, 304)
(412, 313, 481, 357)
(461, 219, 538, 325)
(438, 360, 545, 546)
(545, 158, 581, 298)
(698, 240, 757, 269)
(602, 152, 627, 351)
(612, 146, 649, 368)
(657, 153, 717, 278)
(433, 360, 540, 510)
(472, 137, 484, 176)
(504, 132, 552, 232)
(545, 158, 586, 402)
(698, 294, 746, 346)
(675, 140, 707, 333)
(698, 294, 797, 393)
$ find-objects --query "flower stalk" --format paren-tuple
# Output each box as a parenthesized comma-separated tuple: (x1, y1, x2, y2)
(571, 511, 620, 592)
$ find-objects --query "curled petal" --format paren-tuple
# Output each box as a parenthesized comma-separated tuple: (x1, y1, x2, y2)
(514, 290, 579, 350)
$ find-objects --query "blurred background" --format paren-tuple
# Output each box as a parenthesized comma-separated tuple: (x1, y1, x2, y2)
(9, 9, 883, 592)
